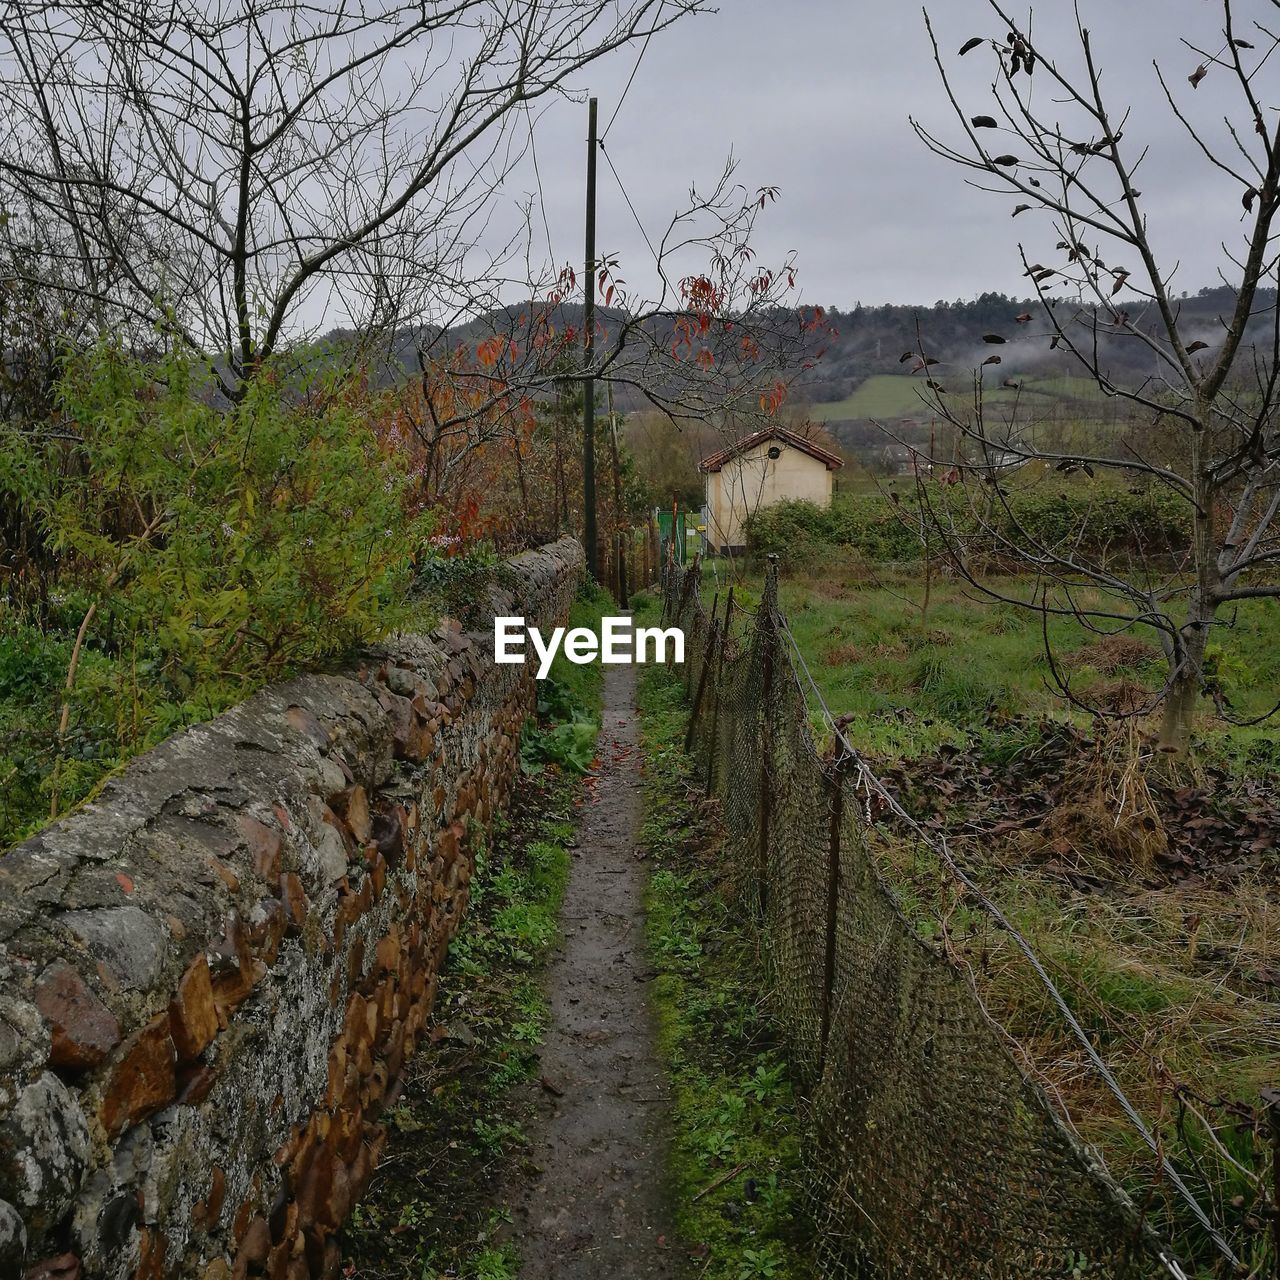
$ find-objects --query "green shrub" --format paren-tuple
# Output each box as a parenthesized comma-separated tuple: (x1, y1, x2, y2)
(746, 484, 1191, 565)
(519, 716, 597, 774)
(411, 543, 513, 624)
(0, 342, 433, 844)
(3, 343, 431, 684)
(747, 496, 925, 564)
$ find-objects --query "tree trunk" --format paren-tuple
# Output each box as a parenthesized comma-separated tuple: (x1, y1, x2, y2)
(1157, 666, 1200, 757)
(1156, 605, 1211, 757)
(1158, 414, 1219, 759)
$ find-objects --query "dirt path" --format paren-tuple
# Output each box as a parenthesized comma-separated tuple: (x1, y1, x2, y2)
(498, 662, 683, 1279)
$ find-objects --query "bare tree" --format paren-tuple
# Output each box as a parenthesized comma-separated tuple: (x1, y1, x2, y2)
(1, 0, 824, 560)
(400, 161, 823, 458)
(910, 0, 1280, 756)
(0, 0, 707, 399)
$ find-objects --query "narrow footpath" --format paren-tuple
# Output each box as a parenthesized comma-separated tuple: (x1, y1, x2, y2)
(498, 661, 683, 1278)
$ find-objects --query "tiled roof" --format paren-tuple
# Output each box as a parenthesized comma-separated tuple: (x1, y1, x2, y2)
(699, 426, 844, 473)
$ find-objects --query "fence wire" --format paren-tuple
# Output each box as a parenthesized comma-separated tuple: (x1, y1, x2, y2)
(662, 557, 1221, 1280)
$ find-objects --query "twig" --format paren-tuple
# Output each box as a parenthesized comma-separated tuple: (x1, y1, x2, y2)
(691, 1160, 748, 1203)
(48, 507, 167, 820)
(48, 601, 97, 820)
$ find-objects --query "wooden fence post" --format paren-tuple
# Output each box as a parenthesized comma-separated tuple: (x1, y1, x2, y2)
(673, 555, 697, 642)
(682, 554, 702, 694)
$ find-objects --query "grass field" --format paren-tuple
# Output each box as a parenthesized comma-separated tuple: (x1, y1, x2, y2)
(806, 372, 1109, 421)
(667, 562, 1280, 1275)
(694, 560, 1280, 770)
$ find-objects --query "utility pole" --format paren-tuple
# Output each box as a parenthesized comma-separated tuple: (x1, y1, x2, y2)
(582, 96, 599, 579)
(607, 380, 628, 608)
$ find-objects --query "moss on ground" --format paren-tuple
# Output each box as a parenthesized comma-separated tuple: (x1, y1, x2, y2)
(637, 663, 817, 1280)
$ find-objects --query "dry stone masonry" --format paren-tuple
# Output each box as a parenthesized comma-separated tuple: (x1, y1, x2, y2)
(0, 539, 583, 1280)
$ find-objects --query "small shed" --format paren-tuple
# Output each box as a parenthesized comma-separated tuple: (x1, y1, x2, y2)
(699, 427, 843, 554)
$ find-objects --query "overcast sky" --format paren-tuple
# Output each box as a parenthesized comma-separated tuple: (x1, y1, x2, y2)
(488, 0, 1271, 312)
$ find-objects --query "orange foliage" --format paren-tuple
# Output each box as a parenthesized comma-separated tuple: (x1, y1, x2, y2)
(369, 352, 539, 547)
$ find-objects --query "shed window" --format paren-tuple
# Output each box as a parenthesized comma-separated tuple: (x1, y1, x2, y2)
(766, 445, 782, 460)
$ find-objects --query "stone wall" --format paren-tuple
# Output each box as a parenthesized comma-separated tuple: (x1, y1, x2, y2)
(0, 539, 584, 1280)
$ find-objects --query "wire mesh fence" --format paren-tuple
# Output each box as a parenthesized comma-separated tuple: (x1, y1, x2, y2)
(661, 556, 1211, 1280)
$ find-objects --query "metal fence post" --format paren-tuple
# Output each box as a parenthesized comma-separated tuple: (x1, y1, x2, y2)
(757, 556, 779, 924)
(819, 745, 850, 1074)
(706, 586, 737, 788)
(685, 593, 719, 753)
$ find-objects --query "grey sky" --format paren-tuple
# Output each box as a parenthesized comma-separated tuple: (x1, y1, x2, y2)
(493, 1, 1271, 311)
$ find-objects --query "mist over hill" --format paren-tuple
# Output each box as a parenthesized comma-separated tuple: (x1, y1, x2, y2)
(329, 283, 1276, 466)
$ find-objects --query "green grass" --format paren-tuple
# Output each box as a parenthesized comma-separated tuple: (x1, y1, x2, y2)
(670, 564, 1280, 1276)
(544, 576, 611, 713)
(637, 663, 817, 1280)
(695, 567, 1280, 770)
(806, 372, 1108, 421)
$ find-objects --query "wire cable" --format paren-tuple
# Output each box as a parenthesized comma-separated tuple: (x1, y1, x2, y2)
(601, 5, 660, 142)
(599, 139, 668, 290)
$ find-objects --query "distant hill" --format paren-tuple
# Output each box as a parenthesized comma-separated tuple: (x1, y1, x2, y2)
(788, 285, 1277, 406)
(327, 284, 1275, 438)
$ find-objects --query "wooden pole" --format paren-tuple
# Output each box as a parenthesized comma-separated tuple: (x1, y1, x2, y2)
(703, 588, 734, 797)
(758, 556, 779, 923)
